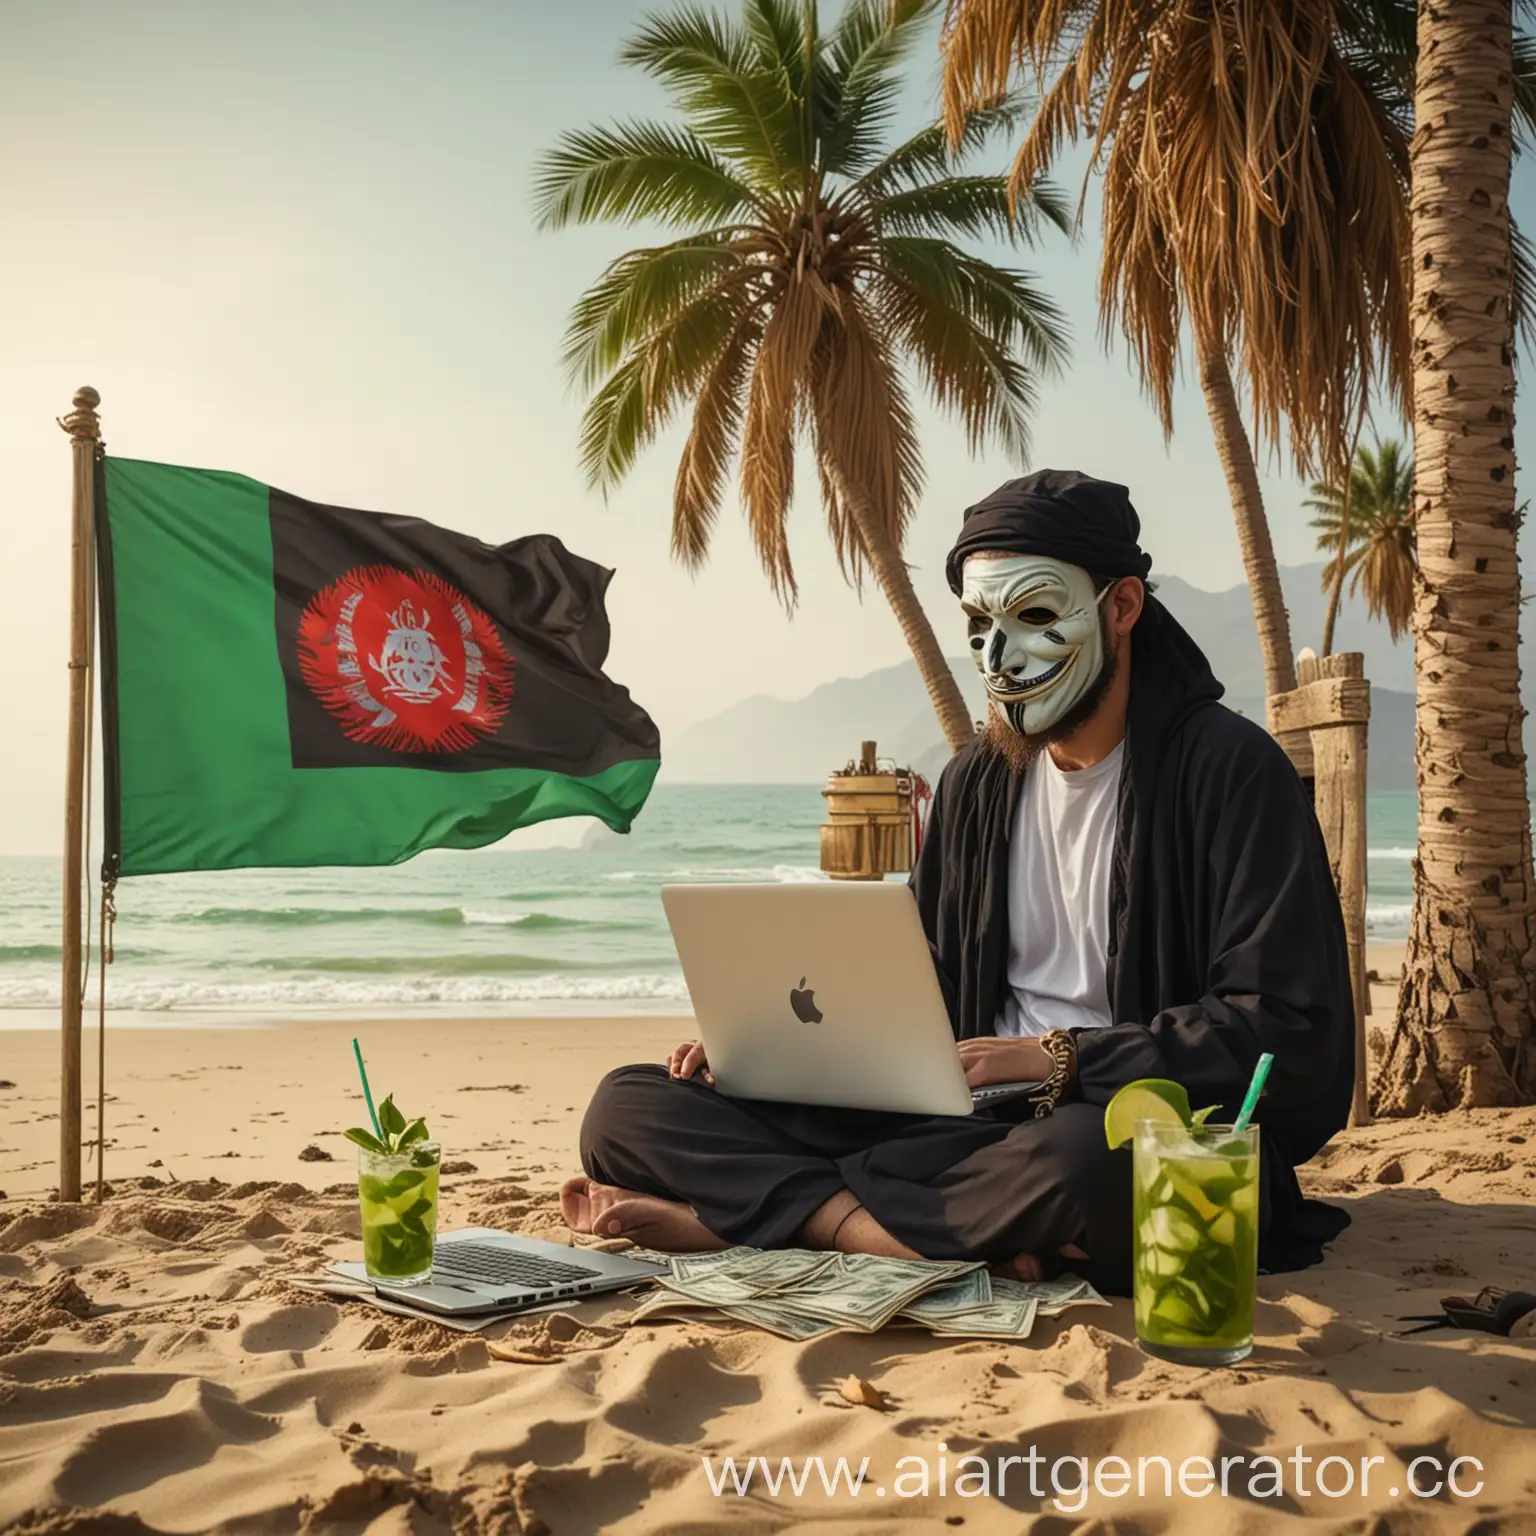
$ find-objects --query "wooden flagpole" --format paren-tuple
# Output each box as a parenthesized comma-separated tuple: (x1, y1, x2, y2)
(59, 385, 100, 1203)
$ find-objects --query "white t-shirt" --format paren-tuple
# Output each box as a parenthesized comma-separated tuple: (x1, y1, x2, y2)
(994, 740, 1124, 1039)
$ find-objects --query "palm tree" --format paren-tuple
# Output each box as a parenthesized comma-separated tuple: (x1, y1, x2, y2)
(534, 0, 1071, 752)
(1304, 438, 1416, 647)
(1375, 0, 1535, 1112)
(939, 0, 1413, 738)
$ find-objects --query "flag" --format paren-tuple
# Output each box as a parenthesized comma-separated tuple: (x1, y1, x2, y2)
(95, 457, 660, 876)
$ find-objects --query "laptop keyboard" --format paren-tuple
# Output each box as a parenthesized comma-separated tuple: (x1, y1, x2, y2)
(429, 1242, 603, 1289)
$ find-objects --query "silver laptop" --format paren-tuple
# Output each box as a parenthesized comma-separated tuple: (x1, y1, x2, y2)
(661, 882, 1039, 1117)
(341, 1228, 665, 1317)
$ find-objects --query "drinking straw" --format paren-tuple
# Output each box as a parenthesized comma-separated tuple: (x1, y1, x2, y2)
(352, 1036, 383, 1139)
(1232, 1052, 1274, 1134)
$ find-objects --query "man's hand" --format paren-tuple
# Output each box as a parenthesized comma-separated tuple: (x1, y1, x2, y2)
(957, 1036, 1053, 1088)
(667, 1040, 714, 1085)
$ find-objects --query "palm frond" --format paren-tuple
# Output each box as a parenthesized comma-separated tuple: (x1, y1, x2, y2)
(1333, 0, 1415, 130)
(820, 0, 941, 176)
(740, 0, 810, 76)
(533, 121, 762, 229)
(673, 314, 762, 567)
(1515, 29, 1536, 149)
(562, 235, 744, 388)
(868, 175, 1015, 240)
(578, 290, 745, 489)
(854, 95, 1031, 198)
(1513, 219, 1536, 357)
(881, 237, 1070, 370)
(740, 0, 814, 174)
(808, 301, 925, 576)
(619, 4, 746, 79)
(1305, 435, 1416, 634)
(868, 173, 1071, 245)
(619, 5, 805, 191)
(577, 354, 650, 492)
(875, 236, 1068, 459)
(739, 272, 831, 599)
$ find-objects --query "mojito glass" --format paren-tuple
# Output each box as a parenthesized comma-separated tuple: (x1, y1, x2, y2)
(357, 1141, 441, 1286)
(1133, 1120, 1259, 1366)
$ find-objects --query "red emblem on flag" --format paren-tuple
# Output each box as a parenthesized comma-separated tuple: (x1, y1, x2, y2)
(297, 565, 514, 753)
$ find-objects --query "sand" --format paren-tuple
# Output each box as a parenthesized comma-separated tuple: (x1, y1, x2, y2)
(2, 981, 1536, 1533)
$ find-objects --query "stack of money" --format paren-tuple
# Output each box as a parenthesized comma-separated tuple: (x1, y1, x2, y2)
(628, 1249, 1108, 1341)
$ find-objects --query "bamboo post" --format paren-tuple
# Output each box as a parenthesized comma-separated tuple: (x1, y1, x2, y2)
(1269, 650, 1371, 1127)
(58, 386, 100, 1203)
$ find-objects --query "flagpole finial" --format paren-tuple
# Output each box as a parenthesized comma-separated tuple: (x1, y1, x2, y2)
(60, 387, 100, 441)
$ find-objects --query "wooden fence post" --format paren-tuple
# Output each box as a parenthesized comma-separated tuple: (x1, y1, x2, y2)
(1269, 653, 1371, 1127)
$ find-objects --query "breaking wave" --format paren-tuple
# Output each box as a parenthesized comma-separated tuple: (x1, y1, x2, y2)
(603, 865, 827, 884)
(0, 972, 690, 1011)
(167, 906, 620, 931)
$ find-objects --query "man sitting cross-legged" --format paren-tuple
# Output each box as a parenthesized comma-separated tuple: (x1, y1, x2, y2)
(562, 470, 1355, 1293)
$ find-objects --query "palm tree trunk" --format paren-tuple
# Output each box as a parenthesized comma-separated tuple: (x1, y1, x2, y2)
(1319, 553, 1346, 658)
(1191, 321, 1304, 758)
(1376, 0, 1534, 1112)
(844, 489, 976, 753)
(1322, 410, 1369, 657)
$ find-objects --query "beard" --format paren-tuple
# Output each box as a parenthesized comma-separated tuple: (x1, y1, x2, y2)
(981, 607, 1120, 772)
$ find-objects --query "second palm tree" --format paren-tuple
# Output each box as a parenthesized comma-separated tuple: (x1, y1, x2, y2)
(534, 0, 1070, 751)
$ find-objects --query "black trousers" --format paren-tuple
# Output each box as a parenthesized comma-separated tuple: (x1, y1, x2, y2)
(580, 1064, 1136, 1295)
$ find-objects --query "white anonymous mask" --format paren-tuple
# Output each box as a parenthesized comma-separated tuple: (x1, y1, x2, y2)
(960, 554, 1112, 737)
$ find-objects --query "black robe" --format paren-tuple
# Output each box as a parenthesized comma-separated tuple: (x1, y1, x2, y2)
(911, 596, 1354, 1267)
(579, 597, 1353, 1288)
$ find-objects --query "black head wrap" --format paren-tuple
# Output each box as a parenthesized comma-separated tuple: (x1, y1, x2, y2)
(944, 469, 1154, 594)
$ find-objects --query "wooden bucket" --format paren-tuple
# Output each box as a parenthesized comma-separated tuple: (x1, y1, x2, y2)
(820, 741, 916, 881)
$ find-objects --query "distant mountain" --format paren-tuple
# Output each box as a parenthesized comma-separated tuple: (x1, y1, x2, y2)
(665, 656, 989, 784)
(663, 564, 1523, 790)
(1153, 563, 1419, 695)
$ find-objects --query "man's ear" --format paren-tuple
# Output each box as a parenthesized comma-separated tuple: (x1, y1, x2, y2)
(1107, 577, 1145, 639)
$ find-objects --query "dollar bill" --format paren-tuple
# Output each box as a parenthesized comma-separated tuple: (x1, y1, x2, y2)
(991, 1275, 1110, 1317)
(628, 1246, 1091, 1342)
(897, 1268, 994, 1321)
(668, 1249, 839, 1297)
(630, 1288, 835, 1340)
(779, 1256, 978, 1332)
(921, 1295, 1039, 1339)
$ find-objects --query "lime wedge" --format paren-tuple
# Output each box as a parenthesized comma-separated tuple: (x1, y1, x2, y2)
(1104, 1078, 1191, 1149)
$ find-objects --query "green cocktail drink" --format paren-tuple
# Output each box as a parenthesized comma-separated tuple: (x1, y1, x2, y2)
(1133, 1120, 1259, 1366)
(357, 1141, 441, 1285)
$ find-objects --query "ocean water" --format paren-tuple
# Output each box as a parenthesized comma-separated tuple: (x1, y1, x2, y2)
(0, 785, 1421, 1023)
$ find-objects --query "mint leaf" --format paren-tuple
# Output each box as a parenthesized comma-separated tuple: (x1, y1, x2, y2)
(398, 1117, 429, 1149)
(378, 1095, 406, 1138)
(1190, 1104, 1221, 1128)
(344, 1127, 388, 1154)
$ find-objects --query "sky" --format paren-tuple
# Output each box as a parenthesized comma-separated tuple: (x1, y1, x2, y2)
(2, 0, 1534, 854)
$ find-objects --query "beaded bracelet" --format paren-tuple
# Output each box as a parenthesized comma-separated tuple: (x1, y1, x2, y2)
(1027, 1030, 1076, 1118)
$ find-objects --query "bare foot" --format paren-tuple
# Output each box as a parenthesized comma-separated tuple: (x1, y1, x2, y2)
(560, 1176, 728, 1252)
(560, 1174, 623, 1233)
(593, 1194, 731, 1252)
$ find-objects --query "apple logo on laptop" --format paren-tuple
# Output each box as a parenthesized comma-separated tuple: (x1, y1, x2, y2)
(789, 978, 823, 1024)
